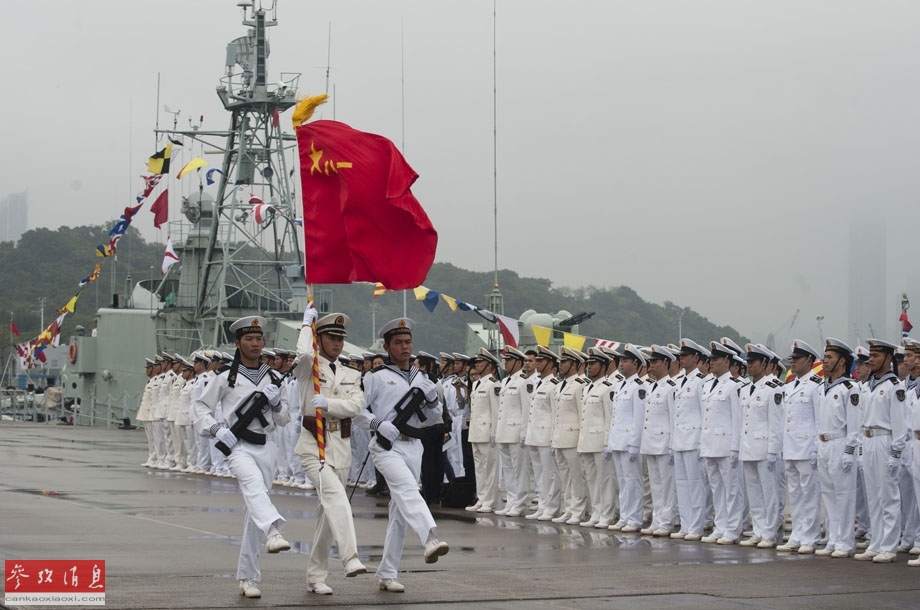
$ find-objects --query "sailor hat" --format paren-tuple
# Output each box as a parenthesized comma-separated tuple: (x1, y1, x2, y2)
(144, 358, 155, 366)
(475, 347, 501, 366)
(621, 344, 647, 366)
(709, 341, 736, 359)
(160, 352, 175, 363)
(503, 347, 527, 360)
(855, 345, 870, 361)
(229, 316, 267, 338)
(362, 351, 376, 359)
(720, 337, 744, 356)
(192, 352, 211, 364)
(316, 313, 350, 337)
(648, 344, 676, 362)
(452, 352, 471, 362)
(586, 347, 611, 363)
(261, 348, 276, 358)
(439, 352, 455, 361)
(895, 345, 906, 361)
(679, 338, 706, 357)
(732, 353, 747, 367)
(745, 343, 772, 360)
(904, 338, 920, 354)
(824, 337, 853, 357)
(417, 350, 437, 362)
(599, 345, 622, 359)
(789, 339, 820, 361)
(379, 317, 414, 340)
(536, 345, 560, 362)
(220, 352, 234, 362)
(179, 356, 194, 369)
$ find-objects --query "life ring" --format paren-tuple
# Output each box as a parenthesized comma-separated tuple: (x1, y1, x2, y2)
(68, 343, 78, 365)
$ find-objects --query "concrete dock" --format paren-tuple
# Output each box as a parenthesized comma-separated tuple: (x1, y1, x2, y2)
(1, 422, 919, 609)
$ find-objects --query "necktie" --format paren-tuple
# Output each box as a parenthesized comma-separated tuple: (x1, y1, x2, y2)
(793, 379, 800, 390)
(710, 378, 718, 393)
(329, 362, 336, 375)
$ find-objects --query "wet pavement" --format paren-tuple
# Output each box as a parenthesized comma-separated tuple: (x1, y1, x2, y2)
(1, 422, 919, 609)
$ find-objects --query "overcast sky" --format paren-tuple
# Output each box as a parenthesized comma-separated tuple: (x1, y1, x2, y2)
(4, 1, 920, 350)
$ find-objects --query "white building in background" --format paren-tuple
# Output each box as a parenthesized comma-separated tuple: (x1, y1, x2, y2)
(0, 191, 28, 244)
(848, 220, 886, 348)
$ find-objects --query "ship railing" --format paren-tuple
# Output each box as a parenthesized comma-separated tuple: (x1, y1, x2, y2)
(0, 389, 64, 424)
(75, 391, 143, 429)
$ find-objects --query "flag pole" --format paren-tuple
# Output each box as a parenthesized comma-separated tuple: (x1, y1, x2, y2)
(306, 283, 326, 471)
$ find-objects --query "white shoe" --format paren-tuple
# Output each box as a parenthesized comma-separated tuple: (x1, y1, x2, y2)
(308, 582, 333, 595)
(831, 550, 852, 558)
(911, 546, 920, 555)
(621, 524, 641, 533)
(797, 545, 815, 555)
(477, 506, 494, 513)
(716, 537, 737, 545)
(494, 507, 509, 516)
(424, 540, 450, 564)
(670, 532, 687, 540)
(652, 528, 672, 537)
(640, 527, 655, 535)
(551, 513, 572, 523)
(855, 540, 870, 550)
(565, 517, 582, 525)
(701, 534, 721, 543)
(378, 578, 405, 592)
(506, 509, 523, 517)
(814, 547, 833, 557)
(595, 520, 611, 529)
(908, 557, 920, 566)
(239, 579, 261, 598)
(525, 511, 541, 520)
(537, 512, 556, 521)
(872, 551, 897, 563)
(608, 522, 625, 531)
(756, 539, 776, 549)
(854, 550, 878, 561)
(683, 533, 703, 542)
(776, 542, 800, 552)
(344, 557, 367, 577)
(580, 519, 598, 528)
(465, 503, 482, 512)
(266, 533, 290, 553)
(739, 537, 761, 547)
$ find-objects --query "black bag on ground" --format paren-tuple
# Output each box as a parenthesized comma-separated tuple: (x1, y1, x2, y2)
(440, 476, 476, 508)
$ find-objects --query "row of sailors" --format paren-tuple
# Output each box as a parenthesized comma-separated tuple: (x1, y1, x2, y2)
(452, 336, 920, 565)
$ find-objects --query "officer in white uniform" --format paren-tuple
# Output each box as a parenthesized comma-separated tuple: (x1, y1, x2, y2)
(192, 316, 291, 599)
(188, 352, 213, 474)
(357, 318, 449, 592)
(855, 339, 907, 563)
(578, 348, 617, 528)
(699, 341, 744, 544)
(669, 339, 708, 541)
(466, 348, 502, 513)
(641, 345, 678, 536)
(738, 343, 783, 548)
(495, 347, 534, 517)
(524, 346, 562, 520)
(907, 339, 920, 565)
(293, 310, 367, 595)
(606, 344, 647, 533)
(552, 347, 589, 524)
(776, 340, 823, 554)
(137, 359, 158, 467)
(813, 338, 860, 558)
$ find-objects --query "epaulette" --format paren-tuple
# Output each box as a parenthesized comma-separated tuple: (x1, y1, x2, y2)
(614, 373, 625, 381)
(634, 378, 644, 385)
(666, 379, 676, 386)
(842, 380, 852, 389)
(810, 375, 822, 384)
(602, 380, 613, 386)
(765, 380, 778, 388)
(574, 377, 587, 384)
(549, 378, 561, 385)
(488, 375, 498, 383)
(696, 372, 704, 378)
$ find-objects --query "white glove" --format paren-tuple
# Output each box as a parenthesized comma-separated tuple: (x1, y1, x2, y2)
(603, 447, 613, 461)
(311, 394, 329, 411)
(887, 455, 900, 478)
(668, 450, 675, 466)
(416, 377, 439, 402)
(767, 453, 777, 472)
(489, 436, 496, 448)
(302, 305, 318, 327)
(841, 452, 854, 473)
(261, 383, 281, 407)
(627, 445, 639, 463)
(729, 450, 739, 467)
(377, 420, 400, 442)
(519, 437, 526, 448)
(810, 450, 818, 468)
(215, 427, 237, 449)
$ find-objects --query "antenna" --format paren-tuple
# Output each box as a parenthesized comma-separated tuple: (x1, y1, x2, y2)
(163, 105, 181, 130)
(324, 22, 333, 95)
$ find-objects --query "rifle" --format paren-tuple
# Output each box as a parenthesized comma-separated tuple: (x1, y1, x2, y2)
(376, 387, 428, 450)
(215, 372, 284, 456)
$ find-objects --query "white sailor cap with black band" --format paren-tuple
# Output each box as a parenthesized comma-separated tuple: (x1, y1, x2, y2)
(452, 352, 471, 362)
(895, 345, 906, 361)
(788, 339, 820, 361)
(709, 341, 736, 359)
(586, 347, 611, 362)
(261, 348, 276, 358)
(904, 338, 920, 355)
(179, 356, 194, 369)
(417, 350, 437, 362)
(349, 354, 364, 363)
(855, 345, 870, 361)
(648, 344, 676, 363)
(316, 313, 350, 337)
(144, 357, 155, 367)
(536, 345, 560, 363)
(679, 338, 706, 358)
(503, 347, 527, 360)
(439, 351, 455, 361)
(824, 337, 853, 358)
(362, 351, 375, 360)
(560, 346, 585, 363)
(599, 345, 622, 359)
(220, 352, 234, 362)
(474, 347, 501, 367)
(378, 317, 414, 341)
(193, 352, 211, 364)
(720, 337, 744, 356)
(229, 316, 267, 338)
(621, 344, 647, 366)
(745, 343, 772, 361)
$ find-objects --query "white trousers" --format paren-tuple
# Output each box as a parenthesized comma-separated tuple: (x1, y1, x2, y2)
(528, 446, 561, 516)
(499, 443, 531, 511)
(899, 442, 920, 546)
(371, 438, 437, 580)
(152, 419, 168, 465)
(863, 435, 902, 554)
(673, 449, 706, 535)
(554, 447, 587, 518)
(817, 438, 857, 553)
(195, 432, 212, 471)
(784, 458, 822, 546)
(301, 453, 359, 583)
(743, 459, 780, 541)
(705, 456, 744, 539)
(227, 441, 285, 582)
(645, 453, 677, 530)
(171, 421, 188, 468)
(444, 417, 465, 478)
(142, 424, 156, 465)
(582, 453, 617, 523)
(471, 442, 500, 510)
(612, 451, 643, 527)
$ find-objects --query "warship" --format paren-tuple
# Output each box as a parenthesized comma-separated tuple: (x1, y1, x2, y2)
(62, 1, 309, 426)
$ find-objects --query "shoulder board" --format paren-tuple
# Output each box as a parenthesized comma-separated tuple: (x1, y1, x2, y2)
(765, 380, 778, 388)
(602, 380, 613, 386)
(666, 379, 676, 386)
(810, 375, 822, 384)
(574, 377, 587, 384)
(549, 378, 561, 385)
(842, 380, 852, 389)
(696, 372, 704, 378)
(615, 373, 625, 381)
(634, 378, 644, 385)
(489, 375, 498, 383)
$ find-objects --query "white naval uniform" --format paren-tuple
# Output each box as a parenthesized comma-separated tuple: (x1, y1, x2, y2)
(859, 372, 907, 554)
(700, 372, 743, 540)
(782, 373, 822, 547)
(739, 377, 783, 542)
(908, 379, 920, 550)
(440, 374, 466, 478)
(167, 374, 186, 468)
(525, 376, 562, 518)
(136, 377, 157, 466)
(641, 375, 678, 532)
(175, 377, 194, 470)
(468, 374, 501, 511)
(358, 364, 442, 580)
(815, 377, 860, 554)
(496, 371, 533, 514)
(189, 371, 213, 472)
(193, 363, 290, 583)
(552, 374, 588, 520)
(152, 372, 171, 467)
(898, 377, 920, 549)
(293, 330, 364, 584)
(607, 374, 646, 528)
(579, 375, 619, 526)
(671, 370, 707, 536)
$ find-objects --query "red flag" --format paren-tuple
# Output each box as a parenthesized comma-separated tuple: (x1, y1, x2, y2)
(296, 120, 437, 290)
(10, 319, 20, 337)
(150, 189, 168, 228)
(901, 311, 913, 334)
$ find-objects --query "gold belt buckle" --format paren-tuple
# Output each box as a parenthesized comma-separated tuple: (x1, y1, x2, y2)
(914, 430, 920, 441)
(819, 433, 829, 442)
(863, 429, 872, 438)
(327, 420, 339, 433)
